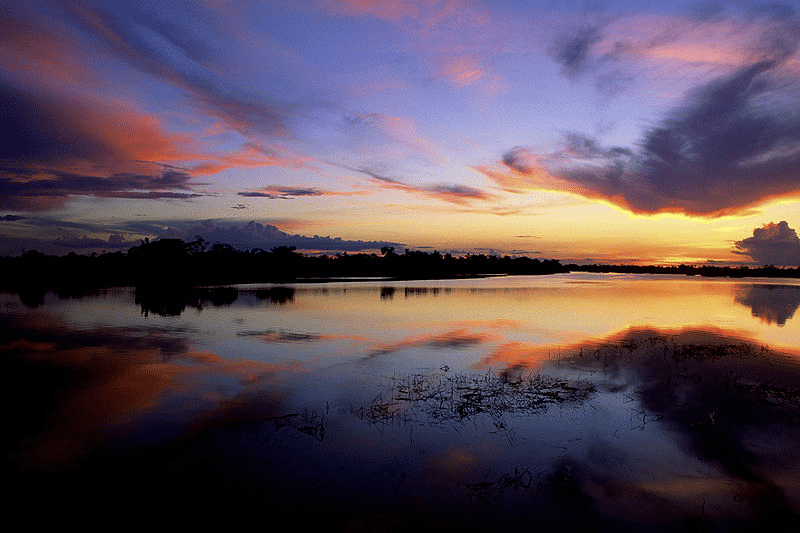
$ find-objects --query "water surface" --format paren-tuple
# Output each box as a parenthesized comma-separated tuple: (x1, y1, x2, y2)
(4, 274, 800, 530)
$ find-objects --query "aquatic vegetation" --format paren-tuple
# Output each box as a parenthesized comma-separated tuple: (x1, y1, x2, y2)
(356, 370, 595, 428)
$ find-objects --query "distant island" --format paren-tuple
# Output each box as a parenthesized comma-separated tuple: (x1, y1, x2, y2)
(1, 237, 798, 306)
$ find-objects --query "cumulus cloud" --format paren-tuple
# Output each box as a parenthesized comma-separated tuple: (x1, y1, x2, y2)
(733, 221, 800, 266)
(160, 220, 402, 252)
(480, 57, 800, 216)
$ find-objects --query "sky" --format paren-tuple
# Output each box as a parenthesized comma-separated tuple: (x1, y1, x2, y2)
(1, 0, 799, 265)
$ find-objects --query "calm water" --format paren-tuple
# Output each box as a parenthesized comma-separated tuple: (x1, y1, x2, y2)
(4, 274, 800, 531)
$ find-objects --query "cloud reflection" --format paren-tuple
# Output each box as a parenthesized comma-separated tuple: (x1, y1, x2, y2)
(369, 327, 500, 356)
(734, 284, 800, 326)
(4, 317, 304, 472)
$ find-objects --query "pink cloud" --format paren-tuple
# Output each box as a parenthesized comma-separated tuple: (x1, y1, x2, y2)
(317, 0, 421, 23)
(320, 0, 508, 93)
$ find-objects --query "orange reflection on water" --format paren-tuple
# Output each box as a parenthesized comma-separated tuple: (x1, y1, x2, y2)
(7, 339, 307, 472)
(369, 327, 502, 356)
(472, 324, 800, 373)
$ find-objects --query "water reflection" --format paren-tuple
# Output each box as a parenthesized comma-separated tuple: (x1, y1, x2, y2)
(253, 286, 295, 304)
(380, 286, 395, 299)
(134, 285, 238, 316)
(734, 284, 800, 326)
(4, 276, 800, 530)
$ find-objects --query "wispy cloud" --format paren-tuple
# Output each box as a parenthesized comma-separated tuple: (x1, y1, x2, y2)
(1, 1, 325, 212)
(0, 168, 202, 212)
(550, 24, 603, 78)
(59, 0, 296, 138)
(356, 168, 496, 205)
(237, 185, 364, 200)
(320, 0, 508, 94)
(238, 186, 325, 199)
(545, 6, 800, 96)
(344, 112, 445, 165)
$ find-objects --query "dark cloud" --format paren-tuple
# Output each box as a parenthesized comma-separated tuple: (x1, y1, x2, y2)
(1, 215, 25, 221)
(238, 186, 325, 199)
(550, 25, 603, 77)
(502, 146, 538, 174)
(160, 220, 402, 252)
(1, 81, 114, 165)
(0, 79, 202, 210)
(0, 169, 200, 211)
(425, 184, 494, 201)
(733, 221, 800, 266)
(502, 58, 800, 216)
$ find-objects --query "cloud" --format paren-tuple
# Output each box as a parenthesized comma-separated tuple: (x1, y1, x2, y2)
(0, 168, 201, 212)
(356, 167, 496, 205)
(237, 185, 361, 200)
(550, 25, 603, 77)
(1, 0, 319, 210)
(0, 78, 209, 210)
(344, 112, 444, 164)
(320, 0, 506, 93)
(733, 221, 800, 266)
(0, 81, 186, 172)
(160, 220, 402, 252)
(481, 58, 800, 216)
(542, 6, 800, 99)
(238, 187, 324, 199)
(317, 0, 421, 23)
(57, 0, 295, 138)
(1, 215, 25, 221)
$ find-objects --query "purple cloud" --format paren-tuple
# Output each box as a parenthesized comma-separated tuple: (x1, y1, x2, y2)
(733, 221, 800, 266)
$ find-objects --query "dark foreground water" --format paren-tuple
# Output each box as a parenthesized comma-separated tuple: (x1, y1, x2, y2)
(4, 274, 800, 531)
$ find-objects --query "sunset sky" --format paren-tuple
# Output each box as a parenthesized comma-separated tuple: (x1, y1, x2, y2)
(2, 0, 799, 264)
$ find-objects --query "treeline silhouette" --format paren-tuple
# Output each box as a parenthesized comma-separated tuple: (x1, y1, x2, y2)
(1, 237, 797, 307)
(565, 263, 800, 278)
(0, 238, 565, 305)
